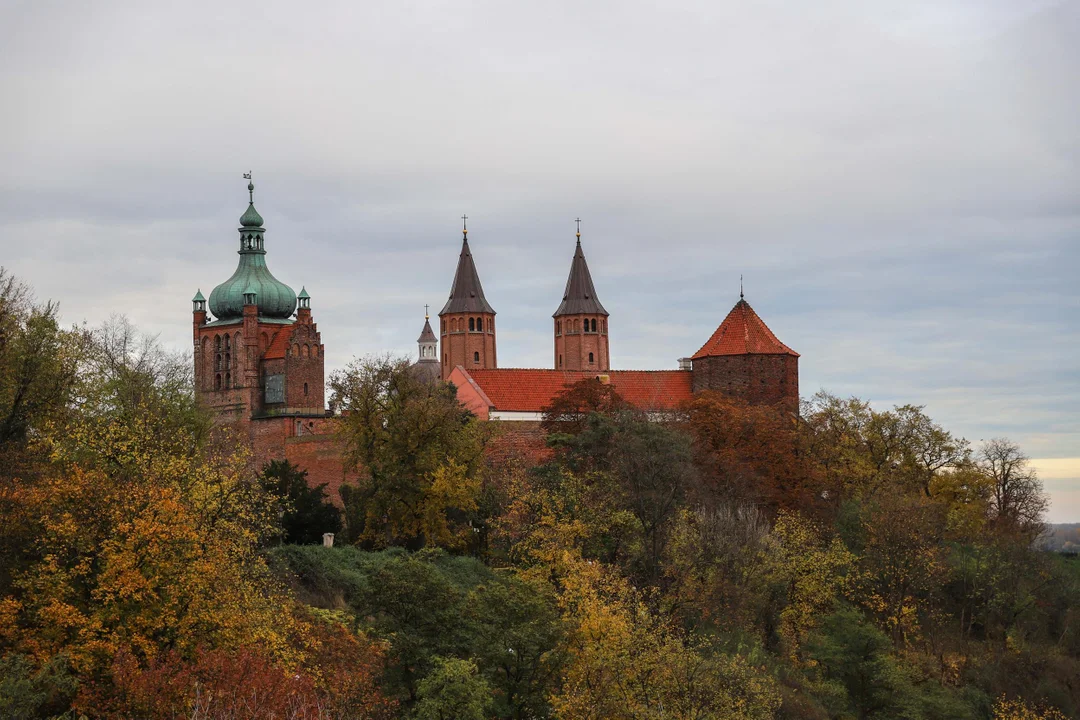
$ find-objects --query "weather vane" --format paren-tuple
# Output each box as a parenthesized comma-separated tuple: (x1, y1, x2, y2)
(243, 171, 254, 203)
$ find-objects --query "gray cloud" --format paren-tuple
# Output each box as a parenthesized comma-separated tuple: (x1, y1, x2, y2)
(2, 0, 1077, 516)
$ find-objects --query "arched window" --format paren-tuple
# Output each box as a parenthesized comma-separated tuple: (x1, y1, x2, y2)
(559, 354, 563, 368)
(215, 353, 221, 371)
(601, 320, 606, 333)
(215, 335, 221, 352)
(302, 344, 310, 358)
(473, 351, 479, 363)
(215, 374, 221, 390)
(556, 321, 561, 335)
(589, 352, 594, 364)
(224, 335, 230, 350)
(591, 319, 597, 332)
(225, 353, 230, 369)
(451, 318, 456, 332)
(304, 382, 309, 396)
(292, 343, 300, 357)
(469, 317, 475, 332)
(225, 372, 231, 388)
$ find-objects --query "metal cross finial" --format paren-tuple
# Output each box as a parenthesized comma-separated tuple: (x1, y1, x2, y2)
(243, 171, 254, 203)
(740, 274, 744, 299)
(425, 303, 430, 320)
(575, 217, 581, 240)
(461, 214, 468, 236)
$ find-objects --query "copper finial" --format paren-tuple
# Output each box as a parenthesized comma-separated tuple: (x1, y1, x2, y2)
(424, 303, 430, 320)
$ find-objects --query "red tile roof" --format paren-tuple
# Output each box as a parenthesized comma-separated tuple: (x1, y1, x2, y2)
(263, 326, 293, 360)
(459, 368, 693, 412)
(692, 299, 798, 360)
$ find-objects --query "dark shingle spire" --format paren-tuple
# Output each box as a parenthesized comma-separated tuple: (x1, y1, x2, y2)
(440, 229, 495, 315)
(553, 226, 608, 317)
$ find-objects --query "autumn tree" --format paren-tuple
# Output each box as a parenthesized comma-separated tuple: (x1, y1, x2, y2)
(330, 355, 489, 549)
(977, 438, 1047, 538)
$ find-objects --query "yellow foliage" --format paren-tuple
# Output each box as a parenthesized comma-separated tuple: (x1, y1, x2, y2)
(993, 696, 1069, 720)
(550, 550, 781, 720)
(768, 510, 854, 662)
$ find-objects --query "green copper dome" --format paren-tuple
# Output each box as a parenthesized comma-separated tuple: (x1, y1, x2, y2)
(239, 202, 264, 228)
(208, 193, 296, 321)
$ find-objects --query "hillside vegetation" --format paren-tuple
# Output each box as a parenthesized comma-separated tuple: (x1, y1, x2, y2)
(1, 268, 1077, 719)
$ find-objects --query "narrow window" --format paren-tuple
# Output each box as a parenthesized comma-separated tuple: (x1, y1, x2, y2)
(224, 335, 230, 350)
(591, 319, 597, 332)
(443, 353, 447, 365)
(225, 353, 230, 369)
(215, 335, 221, 352)
(559, 354, 563, 368)
(303, 344, 310, 358)
(225, 372, 231, 388)
(589, 352, 594, 364)
(469, 317, 475, 332)
(473, 351, 480, 363)
(215, 353, 221, 371)
(304, 382, 309, 396)
(215, 374, 221, 390)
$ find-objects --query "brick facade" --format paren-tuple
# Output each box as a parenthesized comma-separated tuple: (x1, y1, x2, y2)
(440, 312, 497, 380)
(554, 315, 609, 371)
(690, 354, 798, 408)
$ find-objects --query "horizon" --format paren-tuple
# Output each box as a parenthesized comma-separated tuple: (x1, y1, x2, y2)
(2, 0, 1076, 520)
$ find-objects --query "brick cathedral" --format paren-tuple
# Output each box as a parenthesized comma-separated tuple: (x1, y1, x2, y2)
(192, 181, 799, 497)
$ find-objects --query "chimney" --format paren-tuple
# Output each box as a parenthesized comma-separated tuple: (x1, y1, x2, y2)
(678, 357, 692, 371)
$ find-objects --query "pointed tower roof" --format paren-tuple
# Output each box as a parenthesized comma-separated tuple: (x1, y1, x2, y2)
(440, 230, 495, 315)
(692, 298, 799, 359)
(418, 317, 437, 344)
(554, 227, 608, 317)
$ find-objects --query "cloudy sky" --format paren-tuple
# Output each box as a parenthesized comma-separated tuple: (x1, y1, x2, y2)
(2, 1, 1077, 519)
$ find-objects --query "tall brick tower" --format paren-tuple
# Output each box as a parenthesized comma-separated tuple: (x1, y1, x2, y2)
(553, 223, 609, 371)
(439, 219, 497, 380)
(193, 176, 324, 432)
(690, 290, 798, 409)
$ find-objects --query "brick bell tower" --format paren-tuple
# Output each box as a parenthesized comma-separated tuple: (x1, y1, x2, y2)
(553, 220, 609, 371)
(192, 175, 325, 433)
(690, 286, 798, 409)
(439, 216, 497, 380)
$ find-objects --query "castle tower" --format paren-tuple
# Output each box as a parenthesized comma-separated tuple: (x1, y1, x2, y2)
(553, 222, 609, 371)
(439, 219, 496, 380)
(690, 290, 798, 408)
(413, 307, 441, 383)
(193, 176, 324, 429)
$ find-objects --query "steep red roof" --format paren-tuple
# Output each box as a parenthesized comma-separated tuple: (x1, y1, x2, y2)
(263, 326, 293, 360)
(459, 368, 693, 413)
(692, 299, 798, 360)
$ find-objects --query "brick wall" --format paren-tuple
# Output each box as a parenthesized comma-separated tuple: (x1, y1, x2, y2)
(554, 315, 609, 371)
(691, 354, 798, 408)
(440, 312, 496, 380)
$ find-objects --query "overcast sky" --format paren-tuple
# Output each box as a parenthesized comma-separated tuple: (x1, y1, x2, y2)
(2, 0, 1077, 520)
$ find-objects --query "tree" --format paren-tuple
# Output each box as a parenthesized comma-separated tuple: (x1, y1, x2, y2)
(977, 438, 1047, 537)
(261, 459, 342, 545)
(413, 657, 494, 720)
(540, 377, 626, 436)
(330, 356, 489, 549)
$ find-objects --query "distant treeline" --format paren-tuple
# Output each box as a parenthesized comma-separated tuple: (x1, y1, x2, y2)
(1041, 524, 1080, 553)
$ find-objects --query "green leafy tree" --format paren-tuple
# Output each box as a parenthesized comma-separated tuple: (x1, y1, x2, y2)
(261, 459, 342, 545)
(413, 656, 493, 720)
(330, 356, 489, 549)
